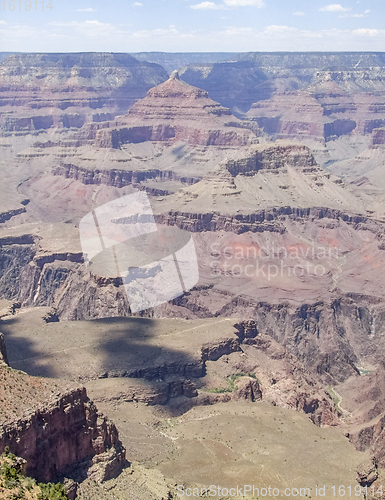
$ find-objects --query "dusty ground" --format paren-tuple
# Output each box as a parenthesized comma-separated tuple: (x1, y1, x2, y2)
(0, 307, 370, 499)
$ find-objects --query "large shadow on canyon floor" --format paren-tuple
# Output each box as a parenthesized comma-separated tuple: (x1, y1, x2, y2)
(1, 311, 221, 413)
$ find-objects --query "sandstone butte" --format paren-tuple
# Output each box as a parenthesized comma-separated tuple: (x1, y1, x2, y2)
(78, 70, 260, 149)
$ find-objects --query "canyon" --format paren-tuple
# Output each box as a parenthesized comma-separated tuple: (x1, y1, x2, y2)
(0, 52, 168, 133)
(1, 51, 385, 498)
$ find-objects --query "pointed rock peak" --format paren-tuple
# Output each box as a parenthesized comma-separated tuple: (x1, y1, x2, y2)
(146, 72, 208, 99)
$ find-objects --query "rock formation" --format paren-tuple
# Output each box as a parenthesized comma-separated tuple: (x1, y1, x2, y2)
(372, 127, 385, 146)
(153, 142, 365, 216)
(246, 90, 385, 142)
(180, 52, 385, 114)
(2, 51, 385, 496)
(0, 387, 126, 483)
(0, 332, 7, 364)
(0, 340, 126, 483)
(2, 310, 339, 427)
(81, 71, 260, 148)
(0, 52, 169, 132)
(179, 52, 385, 145)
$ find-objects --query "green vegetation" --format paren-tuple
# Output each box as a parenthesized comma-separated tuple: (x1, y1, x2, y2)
(358, 368, 373, 375)
(0, 447, 67, 500)
(37, 482, 67, 500)
(206, 372, 260, 393)
(327, 386, 341, 410)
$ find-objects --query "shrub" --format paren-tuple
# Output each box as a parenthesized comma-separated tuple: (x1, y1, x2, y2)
(37, 482, 67, 500)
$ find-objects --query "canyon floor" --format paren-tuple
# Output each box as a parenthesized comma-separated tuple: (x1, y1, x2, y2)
(1, 305, 372, 500)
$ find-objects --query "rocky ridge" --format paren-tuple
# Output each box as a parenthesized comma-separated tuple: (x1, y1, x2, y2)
(153, 142, 367, 217)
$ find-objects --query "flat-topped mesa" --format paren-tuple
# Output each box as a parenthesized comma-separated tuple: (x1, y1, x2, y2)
(93, 74, 260, 148)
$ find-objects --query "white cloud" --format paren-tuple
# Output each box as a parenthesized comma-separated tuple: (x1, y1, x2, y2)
(319, 4, 350, 12)
(133, 2, 143, 6)
(264, 25, 297, 32)
(0, 20, 7, 24)
(221, 26, 253, 35)
(293, 11, 305, 16)
(190, 0, 263, 8)
(76, 8, 95, 12)
(340, 8, 370, 18)
(190, 1, 222, 9)
(2, 17, 385, 53)
(223, 0, 264, 6)
(133, 27, 195, 39)
(49, 19, 120, 38)
(352, 28, 385, 37)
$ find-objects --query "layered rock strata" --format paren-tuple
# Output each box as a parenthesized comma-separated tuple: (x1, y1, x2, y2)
(0, 52, 169, 132)
(0, 387, 126, 482)
(372, 127, 385, 146)
(57, 72, 260, 149)
(0, 339, 126, 483)
(180, 52, 385, 115)
(246, 90, 385, 142)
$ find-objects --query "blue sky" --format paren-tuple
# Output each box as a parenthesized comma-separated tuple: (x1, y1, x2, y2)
(0, 0, 384, 52)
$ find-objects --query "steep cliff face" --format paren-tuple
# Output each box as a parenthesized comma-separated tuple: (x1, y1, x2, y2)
(1, 112, 115, 133)
(246, 90, 385, 142)
(0, 332, 7, 364)
(350, 413, 385, 468)
(0, 363, 126, 483)
(372, 127, 385, 146)
(52, 163, 200, 189)
(1, 236, 382, 385)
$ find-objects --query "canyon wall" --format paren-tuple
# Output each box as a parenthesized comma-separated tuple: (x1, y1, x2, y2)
(372, 127, 385, 146)
(0, 386, 126, 482)
(180, 52, 385, 113)
(179, 52, 385, 142)
(0, 236, 382, 385)
(0, 52, 169, 132)
(0, 332, 7, 364)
